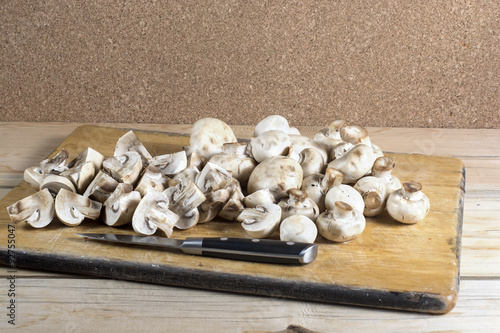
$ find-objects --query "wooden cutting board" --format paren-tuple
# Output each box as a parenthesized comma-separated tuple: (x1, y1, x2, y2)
(0, 125, 465, 314)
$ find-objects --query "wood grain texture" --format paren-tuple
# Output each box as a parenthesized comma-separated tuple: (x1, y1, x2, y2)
(0, 125, 465, 314)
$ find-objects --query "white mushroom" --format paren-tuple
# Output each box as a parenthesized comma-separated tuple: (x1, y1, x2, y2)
(313, 119, 347, 154)
(103, 151, 143, 185)
(60, 161, 95, 194)
(114, 130, 153, 166)
(218, 186, 245, 221)
(40, 174, 77, 198)
(185, 150, 207, 170)
(252, 115, 290, 137)
(150, 151, 188, 176)
(327, 144, 377, 184)
(23, 149, 69, 190)
(316, 201, 366, 243)
(209, 145, 256, 187)
(7, 188, 55, 228)
(339, 124, 383, 159)
(237, 203, 282, 238)
(83, 170, 119, 203)
(247, 156, 303, 201)
(198, 189, 230, 223)
(134, 165, 170, 197)
(353, 176, 387, 217)
(243, 188, 276, 208)
(278, 189, 320, 222)
(300, 168, 343, 212)
(196, 162, 232, 194)
(371, 156, 402, 195)
(324, 170, 365, 213)
(132, 191, 179, 237)
(55, 188, 102, 226)
(298, 148, 325, 178)
(66, 147, 105, 172)
(386, 181, 430, 224)
(189, 118, 238, 159)
(163, 180, 207, 229)
(102, 183, 141, 226)
(280, 215, 318, 243)
(172, 166, 200, 189)
(250, 130, 292, 163)
(289, 134, 328, 165)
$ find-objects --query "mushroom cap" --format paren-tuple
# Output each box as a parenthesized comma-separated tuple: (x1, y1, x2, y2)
(252, 115, 290, 137)
(208, 153, 257, 187)
(278, 189, 320, 222)
(386, 181, 430, 224)
(132, 191, 179, 237)
(289, 134, 328, 164)
(243, 188, 276, 208)
(190, 118, 237, 159)
(339, 125, 371, 145)
(298, 148, 326, 178)
(237, 203, 282, 238)
(250, 130, 292, 163)
(196, 162, 232, 194)
(102, 183, 141, 226)
(280, 215, 318, 243)
(23, 149, 70, 190)
(7, 188, 55, 228)
(40, 174, 77, 198)
(55, 188, 102, 226)
(353, 176, 387, 217)
(66, 147, 104, 171)
(317, 201, 366, 242)
(247, 156, 303, 201)
(324, 184, 365, 213)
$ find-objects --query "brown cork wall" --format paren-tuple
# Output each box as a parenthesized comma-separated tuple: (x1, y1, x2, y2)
(1, 1, 499, 128)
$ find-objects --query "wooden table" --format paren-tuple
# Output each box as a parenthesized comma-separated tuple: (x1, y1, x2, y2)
(0, 122, 499, 332)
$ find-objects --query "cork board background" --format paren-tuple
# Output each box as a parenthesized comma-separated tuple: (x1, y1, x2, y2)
(1, 1, 499, 128)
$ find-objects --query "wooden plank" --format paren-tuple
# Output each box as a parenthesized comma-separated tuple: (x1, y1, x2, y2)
(0, 125, 464, 314)
(0, 277, 498, 332)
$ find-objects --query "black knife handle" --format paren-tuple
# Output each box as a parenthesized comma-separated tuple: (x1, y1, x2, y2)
(180, 237, 318, 264)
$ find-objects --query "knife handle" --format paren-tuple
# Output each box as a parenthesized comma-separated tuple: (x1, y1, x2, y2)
(180, 237, 318, 264)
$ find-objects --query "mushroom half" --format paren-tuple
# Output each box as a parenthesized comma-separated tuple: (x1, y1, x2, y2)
(7, 188, 55, 228)
(55, 188, 102, 226)
(237, 203, 282, 239)
(132, 191, 180, 237)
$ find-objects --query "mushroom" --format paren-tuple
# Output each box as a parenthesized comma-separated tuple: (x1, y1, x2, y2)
(189, 118, 238, 159)
(103, 151, 143, 185)
(218, 186, 245, 221)
(243, 188, 276, 208)
(40, 174, 77, 198)
(163, 180, 207, 229)
(313, 119, 347, 154)
(198, 188, 230, 223)
(301, 167, 343, 212)
(134, 165, 170, 197)
(185, 151, 207, 170)
(327, 144, 377, 184)
(172, 165, 200, 189)
(329, 141, 355, 161)
(252, 115, 290, 137)
(237, 203, 282, 238)
(316, 201, 366, 243)
(150, 150, 188, 176)
(371, 156, 402, 195)
(289, 134, 328, 165)
(66, 147, 105, 172)
(114, 130, 153, 166)
(209, 144, 257, 187)
(23, 149, 69, 190)
(278, 189, 320, 222)
(250, 130, 292, 163)
(102, 183, 141, 226)
(132, 191, 180, 237)
(298, 148, 326, 178)
(60, 161, 95, 194)
(247, 156, 303, 201)
(386, 181, 430, 224)
(195, 162, 232, 194)
(7, 188, 55, 228)
(324, 170, 365, 213)
(55, 188, 102, 226)
(83, 170, 119, 203)
(353, 176, 387, 217)
(339, 124, 383, 159)
(280, 215, 318, 243)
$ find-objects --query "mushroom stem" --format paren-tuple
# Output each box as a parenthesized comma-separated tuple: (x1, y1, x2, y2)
(372, 156, 395, 178)
(333, 201, 354, 220)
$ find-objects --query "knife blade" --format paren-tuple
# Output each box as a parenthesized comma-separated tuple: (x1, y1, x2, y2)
(75, 233, 318, 265)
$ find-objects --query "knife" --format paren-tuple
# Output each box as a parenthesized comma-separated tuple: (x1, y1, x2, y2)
(75, 233, 318, 265)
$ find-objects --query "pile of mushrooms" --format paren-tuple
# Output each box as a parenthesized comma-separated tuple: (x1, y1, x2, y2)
(7, 115, 430, 244)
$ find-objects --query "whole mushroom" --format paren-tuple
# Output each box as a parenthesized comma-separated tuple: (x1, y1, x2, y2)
(280, 215, 318, 243)
(278, 189, 320, 222)
(316, 201, 366, 243)
(386, 181, 430, 224)
(189, 118, 238, 160)
(250, 130, 292, 163)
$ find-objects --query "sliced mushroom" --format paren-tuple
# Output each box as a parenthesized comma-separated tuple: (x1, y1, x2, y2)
(132, 191, 179, 237)
(280, 215, 318, 243)
(209, 150, 256, 187)
(250, 130, 292, 163)
(327, 144, 377, 184)
(102, 183, 141, 226)
(243, 188, 276, 208)
(198, 188, 230, 223)
(114, 130, 153, 166)
(218, 186, 245, 221)
(66, 147, 105, 171)
(83, 170, 119, 203)
(185, 150, 207, 170)
(23, 149, 69, 190)
(7, 188, 55, 228)
(103, 151, 143, 185)
(40, 174, 77, 198)
(195, 162, 232, 194)
(135, 165, 170, 197)
(386, 181, 430, 224)
(150, 150, 188, 176)
(313, 119, 347, 154)
(60, 161, 95, 194)
(316, 201, 366, 243)
(353, 176, 387, 217)
(163, 180, 206, 229)
(189, 118, 238, 159)
(371, 156, 402, 195)
(278, 189, 320, 222)
(252, 115, 290, 137)
(247, 156, 303, 201)
(172, 166, 200, 189)
(55, 188, 102, 226)
(237, 203, 282, 238)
